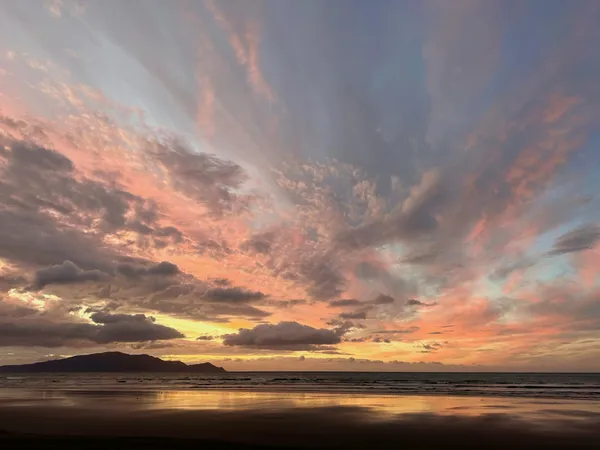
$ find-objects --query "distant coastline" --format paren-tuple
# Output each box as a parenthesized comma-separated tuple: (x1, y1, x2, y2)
(0, 352, 226, 373)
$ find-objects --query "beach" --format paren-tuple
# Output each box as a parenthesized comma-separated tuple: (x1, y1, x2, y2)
(1, 382, 600, 449)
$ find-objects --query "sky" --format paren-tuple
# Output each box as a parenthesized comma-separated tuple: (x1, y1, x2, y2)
(0, 0, 599, 372)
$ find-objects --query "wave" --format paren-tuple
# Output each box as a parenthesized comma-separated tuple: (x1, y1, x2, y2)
(2, 372, 600, 401)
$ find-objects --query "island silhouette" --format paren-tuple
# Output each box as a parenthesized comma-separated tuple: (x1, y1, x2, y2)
(0, 351, 226, 373)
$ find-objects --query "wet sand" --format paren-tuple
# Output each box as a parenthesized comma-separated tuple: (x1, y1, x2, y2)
(1, 388, 600, 449)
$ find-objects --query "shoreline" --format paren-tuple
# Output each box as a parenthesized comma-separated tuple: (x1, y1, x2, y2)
(0, 438, 290, 450)
(1, 384, 600, 449)
(1, 402, 600, 449)
(1, 384, 599, 402)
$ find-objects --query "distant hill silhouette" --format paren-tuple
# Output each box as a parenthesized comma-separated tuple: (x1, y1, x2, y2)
(0, 351, 226, 373)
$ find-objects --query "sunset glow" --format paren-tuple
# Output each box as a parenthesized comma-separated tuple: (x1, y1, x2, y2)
(1, 0, 600, 371)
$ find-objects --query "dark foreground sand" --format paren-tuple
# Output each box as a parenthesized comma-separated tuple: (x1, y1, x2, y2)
(2, 403, 600, 449)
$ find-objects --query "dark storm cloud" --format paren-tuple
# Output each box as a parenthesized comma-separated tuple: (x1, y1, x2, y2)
(0, 298, 38, 318)
(149, 137, 249, 216)
(6, 139, 73, 171)
(5, 70, 245, 237)
(127, 220, 153, 235)
(354, 262, 383, 280)
(210, 278, 231, 287)
(241, 231, 275, 254)
(374, 327, 420, 335)
(130, 279, 272, 322)
(300, 256, 346, 301)
(203, 287, 267, 303)
(88, 312, 154, 324)
(0, 139, 185, 271)
(372, 294, 396, 305)
(419, 341, 444, 353)
(203, 303, 271, 320)
(327, 294, 396, 317)
(548, 224, 600, 256)
(89, 312, 184, 343)
(32, 259, 180, 294)
(125, 201, 184, 248)
(0, 272, 28, 293)
(145, 261, 180, 275)
(406, 299, 434, 307)
(335, 170, 444, 251)
(0, 207, 117, 271)
(0, 312, 183, 347)
(129, 341, 175, 350)
(196, 239, 232, 259)
(266, 299, 307, 309)
(325, 319, 366, 337)
(143, 286, 272, 322)
(33, 260, 109, 289)
(338, 308, 370, 320)
(355, 262, 415, 300)
(1, 139, 135, 230)
(0, 136, 268, 324)
(196, 335, 215, 341)
(154, 225, 184, 242)
(329, 299, 362, 308)
(345, 337, 367, 343)
(222, 321, 341, 350)
(401, 247, 441, 265)
(116, 261, 180, 278)
(125, 200, 185, 247)
(0, 320, 100, 347)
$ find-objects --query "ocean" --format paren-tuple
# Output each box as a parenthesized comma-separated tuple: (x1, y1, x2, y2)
(2, 371, 600, 449)
(2, 372, 599, 400)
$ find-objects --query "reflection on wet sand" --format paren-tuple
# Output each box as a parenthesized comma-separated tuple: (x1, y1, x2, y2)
(2, 388, 599, 423)
(1, 389, 600, 449)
